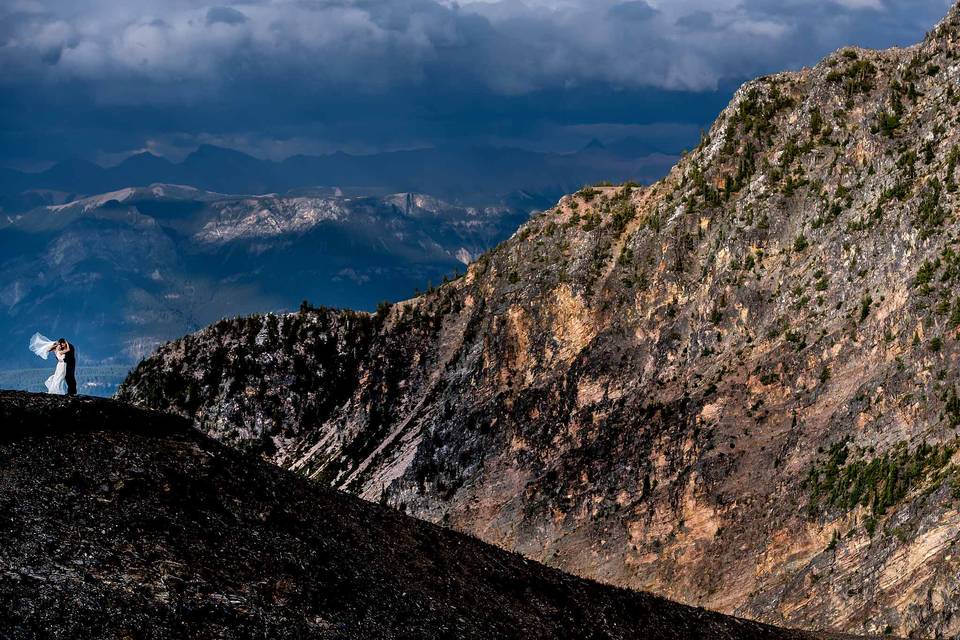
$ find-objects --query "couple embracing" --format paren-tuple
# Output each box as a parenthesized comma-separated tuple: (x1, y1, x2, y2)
(29, 333, 77, 396)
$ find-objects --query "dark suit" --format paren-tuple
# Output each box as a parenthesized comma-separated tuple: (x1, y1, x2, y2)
(64, 342, 77, 396)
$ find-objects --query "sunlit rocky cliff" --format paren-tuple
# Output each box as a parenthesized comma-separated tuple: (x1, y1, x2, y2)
(120, 4, 960, 636)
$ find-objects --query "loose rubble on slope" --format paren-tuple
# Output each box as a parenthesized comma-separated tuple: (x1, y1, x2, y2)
(0, 391, 856, 640)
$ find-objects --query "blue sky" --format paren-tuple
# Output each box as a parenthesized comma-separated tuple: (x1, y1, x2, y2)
(0, 0, 952, 169)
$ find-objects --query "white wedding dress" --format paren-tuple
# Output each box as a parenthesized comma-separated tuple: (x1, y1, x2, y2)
(29, 332, 67, 395)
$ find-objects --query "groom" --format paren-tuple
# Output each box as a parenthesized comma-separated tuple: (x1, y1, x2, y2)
(58, 338, 77, 396)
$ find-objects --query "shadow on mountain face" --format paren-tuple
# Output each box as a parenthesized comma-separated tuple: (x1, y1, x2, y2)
(0, 390, 856, 640)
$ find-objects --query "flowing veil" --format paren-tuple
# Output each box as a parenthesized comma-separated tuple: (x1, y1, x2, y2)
(29, 333, 56, 360)
(30, 333, 67, 394)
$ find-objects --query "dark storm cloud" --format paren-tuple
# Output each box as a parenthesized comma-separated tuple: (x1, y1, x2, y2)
(608, 2, 658, 21)
(0, 0, 953, 167)
(206, 6, 249, 25)
(676, 11, 714, 31)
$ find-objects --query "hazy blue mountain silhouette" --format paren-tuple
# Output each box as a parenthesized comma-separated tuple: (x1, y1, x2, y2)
(0, 144, 677, 213)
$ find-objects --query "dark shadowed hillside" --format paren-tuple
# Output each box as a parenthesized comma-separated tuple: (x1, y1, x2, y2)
(0, 391, 853, 640)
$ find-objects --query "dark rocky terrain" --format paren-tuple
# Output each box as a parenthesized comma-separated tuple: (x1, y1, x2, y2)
(119, 3, 960, 637)
(0, 390, 850, 640)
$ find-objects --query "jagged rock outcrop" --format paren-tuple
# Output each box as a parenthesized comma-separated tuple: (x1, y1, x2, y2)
(0, 391, 847, 640)
(120, 4, 960, 636)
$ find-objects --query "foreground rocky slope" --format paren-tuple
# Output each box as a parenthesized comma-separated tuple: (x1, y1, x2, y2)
(120, 4, 960, 636)
(0, 391, 842, 639)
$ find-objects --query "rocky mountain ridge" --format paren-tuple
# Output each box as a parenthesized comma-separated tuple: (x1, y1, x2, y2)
(120, 3, 960, 636)
(0, 390, 850, 640)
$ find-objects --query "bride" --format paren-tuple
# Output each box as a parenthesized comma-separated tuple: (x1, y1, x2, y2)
(29, 333, 68, 395)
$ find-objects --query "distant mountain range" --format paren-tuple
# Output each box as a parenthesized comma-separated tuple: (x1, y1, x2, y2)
(0, 141, 678, 376)
(0, 143, 678, 215)
(0, 185, 530, 370)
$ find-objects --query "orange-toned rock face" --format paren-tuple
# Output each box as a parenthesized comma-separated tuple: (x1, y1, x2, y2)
(121, 4, 960, 637)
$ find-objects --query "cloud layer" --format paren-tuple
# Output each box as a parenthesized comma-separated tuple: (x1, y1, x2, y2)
(0, 0, 952, 166)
